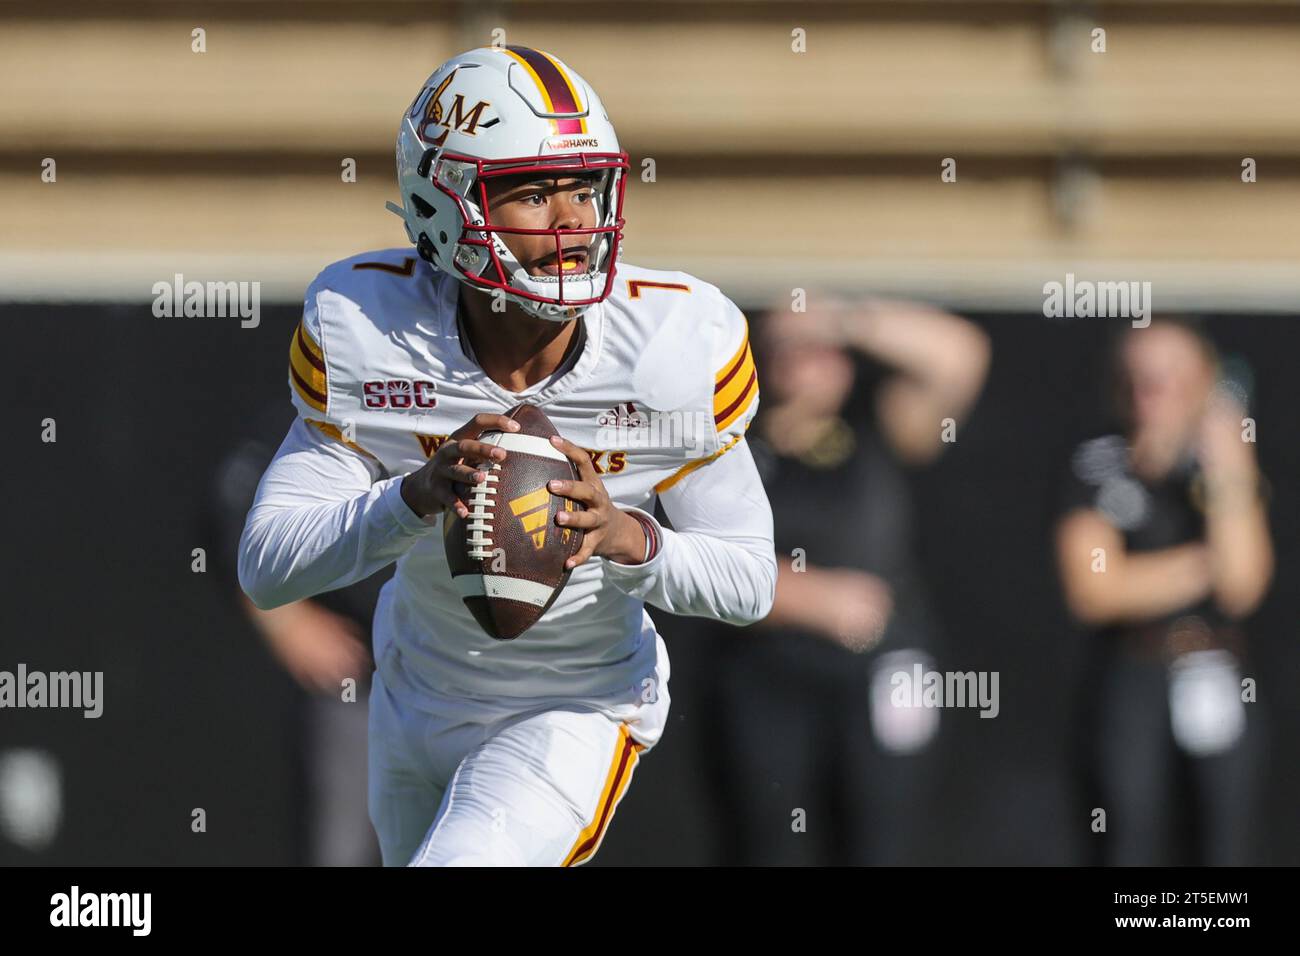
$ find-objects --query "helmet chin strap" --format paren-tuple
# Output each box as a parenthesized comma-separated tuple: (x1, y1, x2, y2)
(459, 271, 593, 322)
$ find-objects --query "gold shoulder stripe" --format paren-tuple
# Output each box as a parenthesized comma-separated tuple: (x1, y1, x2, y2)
(291, 370, 327, 413)
(295, 319, 324, 364)
(290, 320, 327, 413)
(714, 336, 757, 433)
(715, 328, 750, 388)
(715, 368, 758, 434)
(304, 419, 379, 462)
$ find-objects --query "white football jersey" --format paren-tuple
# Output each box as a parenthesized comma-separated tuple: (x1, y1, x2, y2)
(242, 247, 773, 706)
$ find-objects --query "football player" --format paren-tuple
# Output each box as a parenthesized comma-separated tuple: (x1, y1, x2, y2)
(237, 46, 776, 866)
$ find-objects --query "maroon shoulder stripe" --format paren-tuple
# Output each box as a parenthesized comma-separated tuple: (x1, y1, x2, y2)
(295, 323, 326, 372)
(715, 339, 751, 394)
(714, 369, 757, 425)
(291, 366, 327, 407)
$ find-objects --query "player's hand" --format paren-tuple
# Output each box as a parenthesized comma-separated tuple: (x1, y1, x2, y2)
(546, 435, 648, 568)
(400, 413, 522, 520)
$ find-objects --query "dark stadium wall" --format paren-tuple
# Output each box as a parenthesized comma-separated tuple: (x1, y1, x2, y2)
(2, 305, 1297, 865)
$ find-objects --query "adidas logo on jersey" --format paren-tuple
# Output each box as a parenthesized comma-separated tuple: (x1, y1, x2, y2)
(596, 401, 650, 429)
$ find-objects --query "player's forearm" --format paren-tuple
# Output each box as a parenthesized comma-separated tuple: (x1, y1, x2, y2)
(238, 476, 433, 610)
(604, 519, 777, 625)
(237, 417, 438, 609)
(603, 440, 777, 625)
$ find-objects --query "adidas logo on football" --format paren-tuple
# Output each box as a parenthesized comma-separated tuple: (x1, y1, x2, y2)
(508, 486, 575, 549)
(596, 401, 650, 429)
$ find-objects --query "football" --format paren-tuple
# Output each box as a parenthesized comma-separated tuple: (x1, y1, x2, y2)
(443, 403, 586, 640)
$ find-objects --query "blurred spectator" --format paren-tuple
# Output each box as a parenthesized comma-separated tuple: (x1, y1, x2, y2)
(705, 295, 989, 865)
(211, 407, 390, 867)
(1055, 316, 1273, 865)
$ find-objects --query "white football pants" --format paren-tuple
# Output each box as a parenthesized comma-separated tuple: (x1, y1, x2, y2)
(367, 635, 671, 867)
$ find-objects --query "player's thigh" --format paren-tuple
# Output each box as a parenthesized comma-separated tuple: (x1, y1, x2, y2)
(409, 707, 645, 867)
(366, 675, 447, 867)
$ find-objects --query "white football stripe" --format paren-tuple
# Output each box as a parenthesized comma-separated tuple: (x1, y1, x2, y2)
(484, 431, 568, 462)
(453, 574, 556, 608)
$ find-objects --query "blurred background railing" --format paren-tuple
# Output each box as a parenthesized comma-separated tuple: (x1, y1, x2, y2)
(2, 0, 1298, 308)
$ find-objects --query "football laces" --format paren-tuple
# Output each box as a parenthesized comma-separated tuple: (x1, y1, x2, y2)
(465, 461, 501, 560)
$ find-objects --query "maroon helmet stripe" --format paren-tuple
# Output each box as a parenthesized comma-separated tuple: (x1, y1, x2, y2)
(506, 45, 584, 133)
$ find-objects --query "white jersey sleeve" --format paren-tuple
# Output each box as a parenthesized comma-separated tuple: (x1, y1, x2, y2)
(237, 416, 439, 610)
(237, 272, 440, 610)
(601, 292, 775, 625)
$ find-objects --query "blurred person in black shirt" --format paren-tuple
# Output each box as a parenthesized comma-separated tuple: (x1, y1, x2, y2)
(1055, 316, 1273, 865)
(212, 406, 390, 866)
(707, 295, 989, 865)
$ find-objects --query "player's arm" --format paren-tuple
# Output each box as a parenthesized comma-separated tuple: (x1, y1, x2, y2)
(241, 275, 518, 610)
(238, 413, 520, 611)
(546, 288, 775, 625)
(545, 430, 776, 626)
(236, 417, 437, 610)
(602, 437, 777, 627)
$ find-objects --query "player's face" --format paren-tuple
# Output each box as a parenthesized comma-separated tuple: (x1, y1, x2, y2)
(1122, 323, 1215, 435)
(482, 173, 601, 278)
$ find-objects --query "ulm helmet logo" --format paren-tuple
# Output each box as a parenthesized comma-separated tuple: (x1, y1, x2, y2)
(411, 69, 493, 144)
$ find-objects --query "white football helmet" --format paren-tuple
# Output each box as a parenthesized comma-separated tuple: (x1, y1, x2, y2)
(392, 46, 629, 321)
